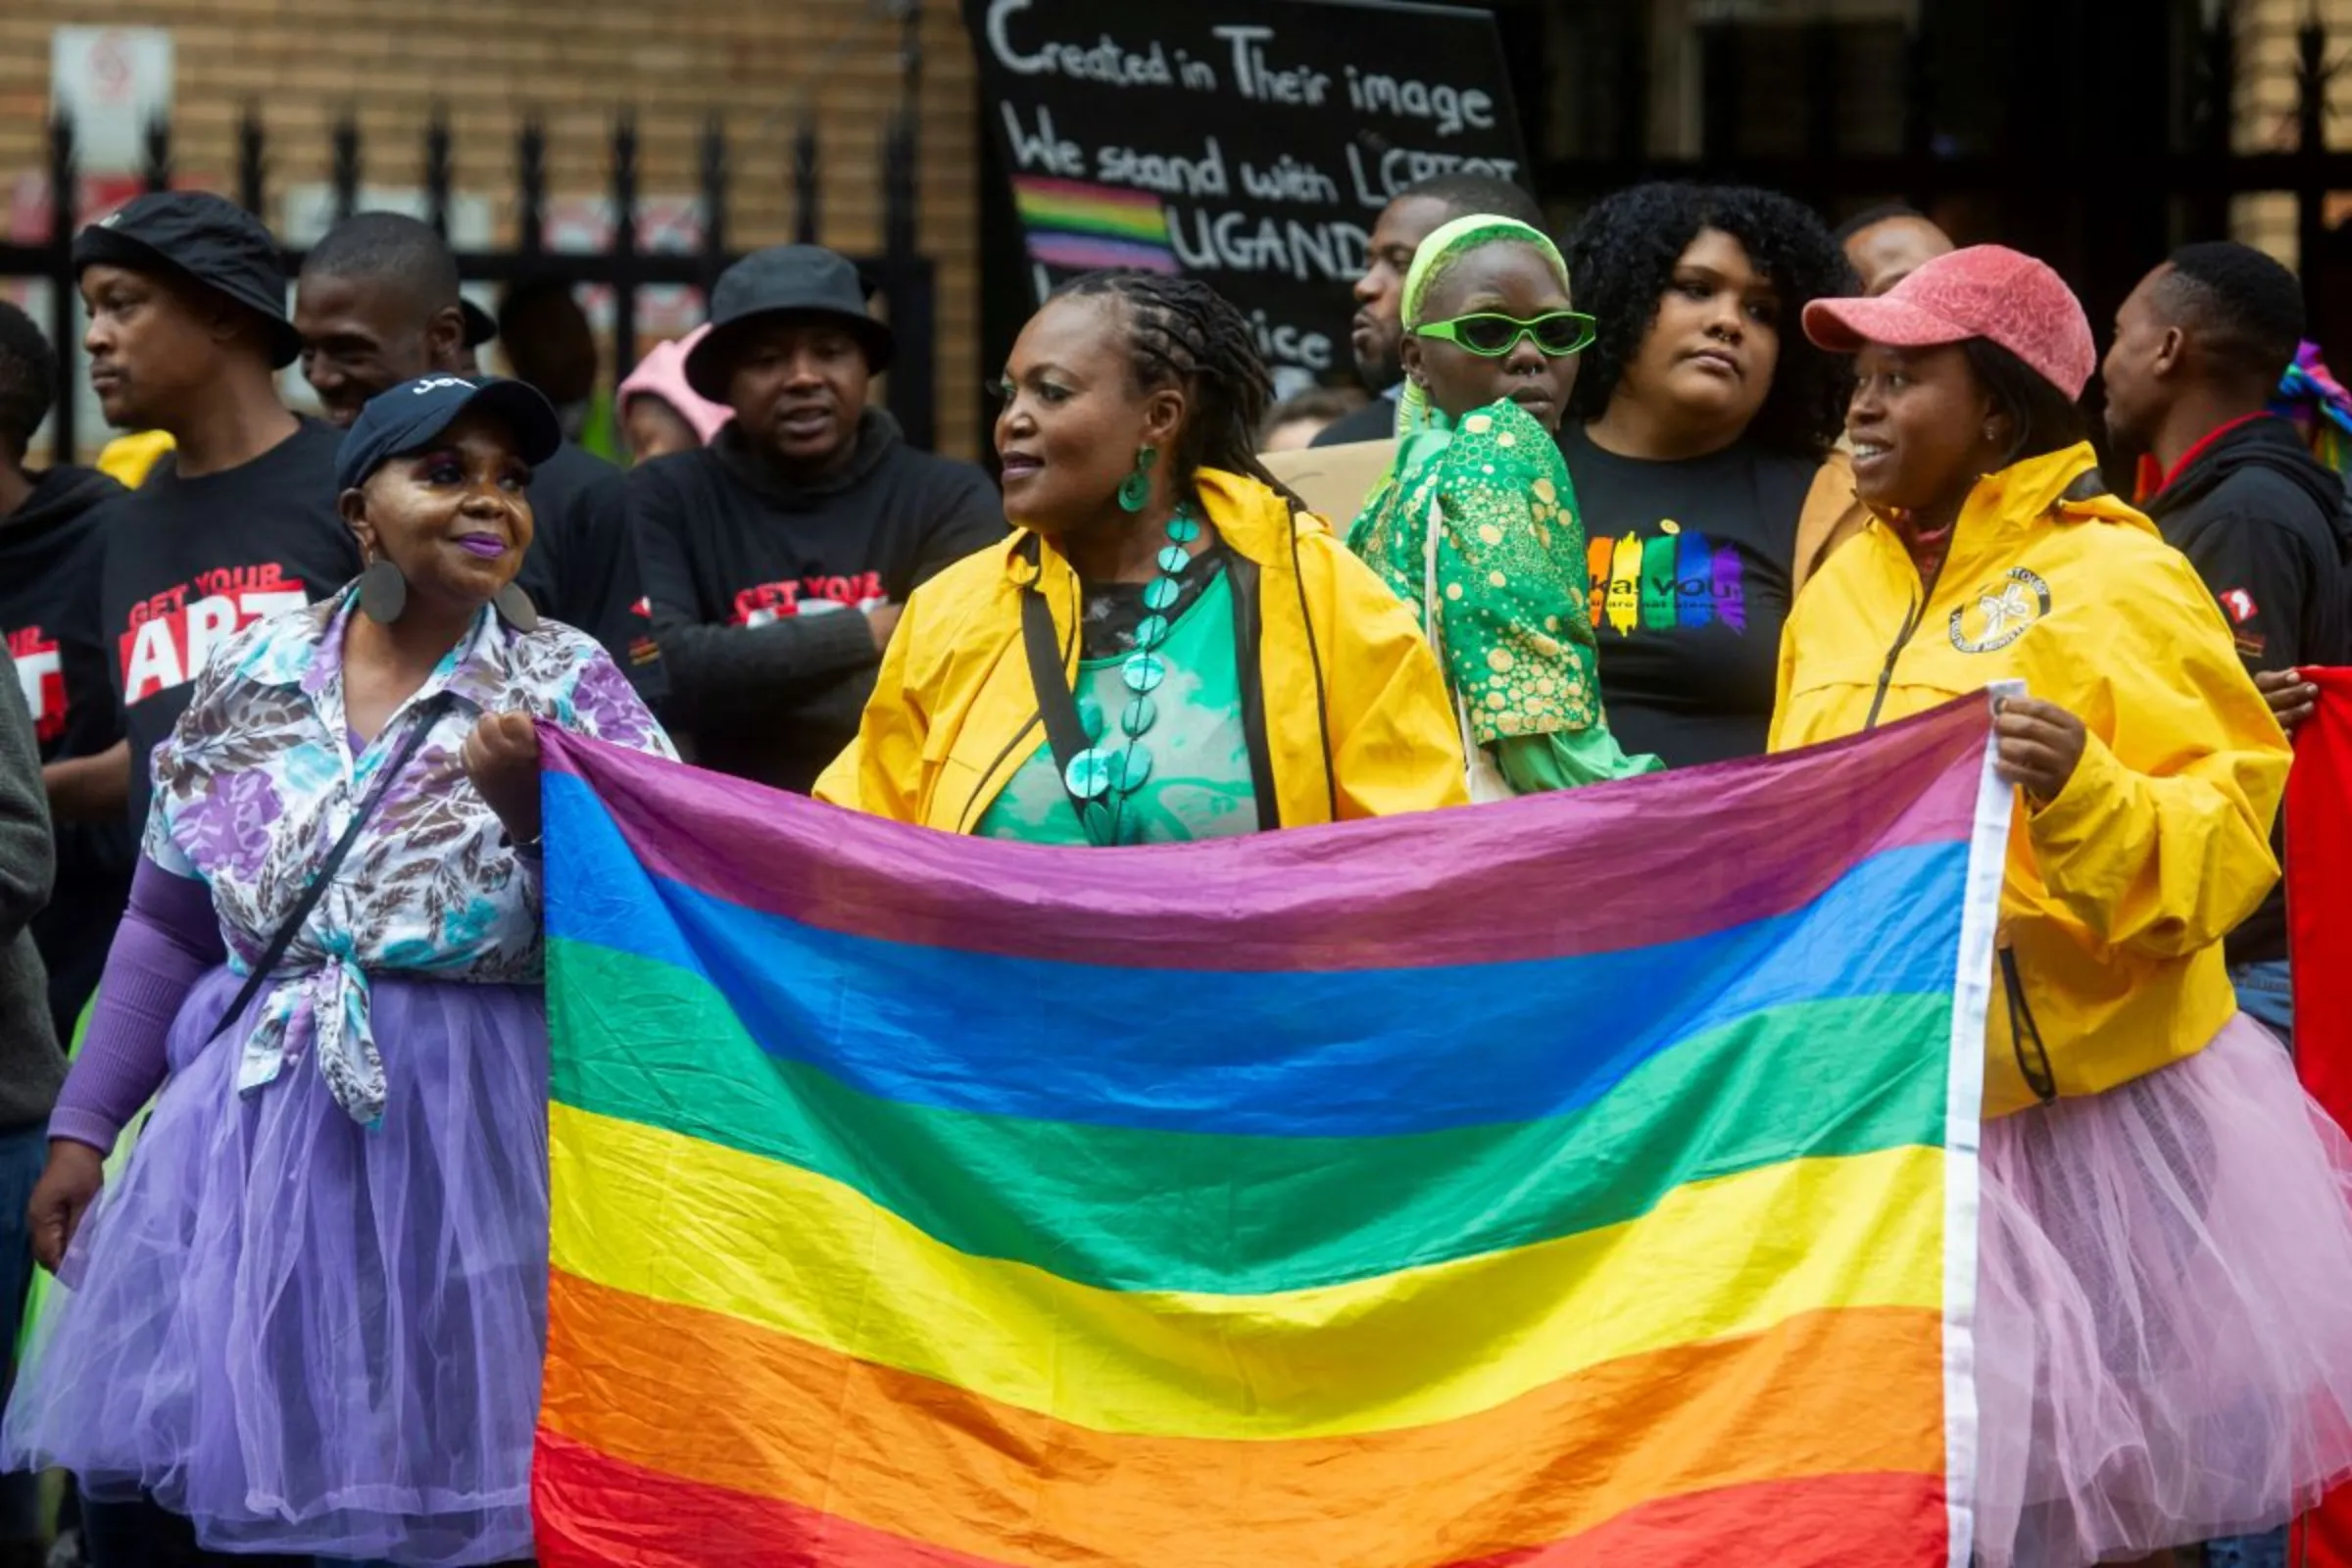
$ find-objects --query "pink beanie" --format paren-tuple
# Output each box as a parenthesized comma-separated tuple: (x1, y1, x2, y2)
(617, 326, 734, 446)
(1802, 245, 2096, 400)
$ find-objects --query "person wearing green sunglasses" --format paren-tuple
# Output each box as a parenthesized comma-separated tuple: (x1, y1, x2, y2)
(1346, 214, 1658, 800)
(1410, 309, 1597, 360)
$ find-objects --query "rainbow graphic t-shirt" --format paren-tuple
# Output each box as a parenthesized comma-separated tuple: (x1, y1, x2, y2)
(1558, 426, 1815, 768)
(1587, 518, 1748, 638)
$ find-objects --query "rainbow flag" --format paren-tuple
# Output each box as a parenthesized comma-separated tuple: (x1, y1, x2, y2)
(531, 696, 2012, 1567)
(1012, 175, 1179, 274)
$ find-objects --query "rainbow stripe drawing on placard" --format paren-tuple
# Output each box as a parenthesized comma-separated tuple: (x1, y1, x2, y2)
(1012, 175, 1180, 274)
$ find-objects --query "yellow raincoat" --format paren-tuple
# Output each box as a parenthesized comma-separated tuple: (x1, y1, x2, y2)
(815, 468, 1469, 832)
(1771, 444, 2289, 1117)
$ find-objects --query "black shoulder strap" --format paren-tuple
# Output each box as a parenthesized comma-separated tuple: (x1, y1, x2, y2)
(207, 690, 457, 1044)
(1019, 583, 1090, 786)
(1224, 554, 1281, 831)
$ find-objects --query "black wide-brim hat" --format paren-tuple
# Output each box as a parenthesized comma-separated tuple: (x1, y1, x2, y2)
(73, 191, 304, 369)
(684, 244, 895, 402)
(460, 298, 499, 347)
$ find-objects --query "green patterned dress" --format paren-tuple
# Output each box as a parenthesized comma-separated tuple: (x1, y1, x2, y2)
(1347, 397, 1658, 792)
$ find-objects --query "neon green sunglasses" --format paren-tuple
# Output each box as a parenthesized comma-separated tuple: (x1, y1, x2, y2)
(1413, 311, 1597, 358)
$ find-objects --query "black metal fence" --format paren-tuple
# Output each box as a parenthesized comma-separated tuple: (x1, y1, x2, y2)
(0, 10, 936, 461)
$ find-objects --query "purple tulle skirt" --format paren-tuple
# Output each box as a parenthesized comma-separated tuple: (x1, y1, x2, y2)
(1975, 1013, 2352, 1565)
(1, 966, 548, 1567)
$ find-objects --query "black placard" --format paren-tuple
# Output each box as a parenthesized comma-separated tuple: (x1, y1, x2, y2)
(962, 0, 1529, 395)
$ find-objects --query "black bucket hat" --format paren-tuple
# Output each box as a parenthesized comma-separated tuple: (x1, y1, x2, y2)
(459, 298, 499, 347)
(684, 244, 894, 401)
(73, 191, 304, 368)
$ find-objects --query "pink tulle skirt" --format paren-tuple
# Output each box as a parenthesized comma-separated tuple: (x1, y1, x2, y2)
(1975, 1013, 2352, 1565)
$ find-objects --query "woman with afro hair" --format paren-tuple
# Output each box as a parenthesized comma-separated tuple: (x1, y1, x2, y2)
(1558, 182, 1867, 768)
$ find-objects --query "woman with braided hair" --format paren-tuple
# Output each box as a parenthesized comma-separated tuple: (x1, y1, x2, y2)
(1348, 214, 1658, 797)
(814, 270, 1467, 841)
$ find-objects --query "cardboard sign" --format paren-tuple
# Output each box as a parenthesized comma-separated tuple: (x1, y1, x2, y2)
(1261, 437, 1396, 526)
(964, 0, 1526, 396)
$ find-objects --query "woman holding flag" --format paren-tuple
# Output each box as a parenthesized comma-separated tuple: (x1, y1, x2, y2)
(816, 271, 1468, 841)
(1775, 245, 2352, 1566)
(1346, 212, 1658, 797)
(3, 376, 672, 1566)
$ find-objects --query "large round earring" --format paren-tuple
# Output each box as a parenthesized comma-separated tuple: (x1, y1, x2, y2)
(493, 582, 540, 632)
(1117, 445, 1158, 514)
(357, 558, 408, 623)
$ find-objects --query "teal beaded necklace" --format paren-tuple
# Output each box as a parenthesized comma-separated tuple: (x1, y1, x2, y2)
(1059, 504, 1202, 846)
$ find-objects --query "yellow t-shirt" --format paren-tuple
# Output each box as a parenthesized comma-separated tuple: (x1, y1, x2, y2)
(95, 429, 175, 489)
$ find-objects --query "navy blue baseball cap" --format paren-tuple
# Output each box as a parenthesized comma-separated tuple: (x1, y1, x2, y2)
(335, 374, 563, 492)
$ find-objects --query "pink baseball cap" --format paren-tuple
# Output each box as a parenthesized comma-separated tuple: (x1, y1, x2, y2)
(1802, 245, 2096, 400)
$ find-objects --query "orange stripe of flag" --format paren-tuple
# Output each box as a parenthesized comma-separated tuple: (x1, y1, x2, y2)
(538, 1269, 1946, 1568)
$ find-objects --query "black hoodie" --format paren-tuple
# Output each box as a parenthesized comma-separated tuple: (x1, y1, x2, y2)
(0, 465, 135, 1038)
(629, 408, 1005, 793)
(2142, 413, 2352, 966)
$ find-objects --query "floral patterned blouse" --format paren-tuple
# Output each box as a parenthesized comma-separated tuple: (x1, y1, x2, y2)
(145, 588, 675, 1125)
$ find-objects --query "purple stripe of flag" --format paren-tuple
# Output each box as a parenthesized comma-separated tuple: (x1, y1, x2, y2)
(1026, 232, 1182, 272)
(541, 695, 1990, 974)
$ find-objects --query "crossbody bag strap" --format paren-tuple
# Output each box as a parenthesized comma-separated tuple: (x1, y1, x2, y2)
(206, 690, 457, 1044)
(1019, 583, 1091, 788)
(1223, 554, 1281, 832)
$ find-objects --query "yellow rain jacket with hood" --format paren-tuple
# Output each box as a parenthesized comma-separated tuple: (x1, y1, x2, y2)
(1771, 443, 2290, 1117)
(816, 469, 1469, 831)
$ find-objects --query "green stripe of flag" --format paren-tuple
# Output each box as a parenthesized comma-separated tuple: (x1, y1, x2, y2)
(550, 937, 1952, 1297)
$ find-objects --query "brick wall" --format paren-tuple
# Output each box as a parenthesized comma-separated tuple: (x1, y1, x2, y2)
(1, 0, 986, 459)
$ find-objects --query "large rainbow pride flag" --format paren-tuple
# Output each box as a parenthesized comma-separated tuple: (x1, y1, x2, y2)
(532, 695, 2012, 1567)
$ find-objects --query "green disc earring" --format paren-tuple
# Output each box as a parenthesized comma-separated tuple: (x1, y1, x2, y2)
(1117, 445, 1158, 514)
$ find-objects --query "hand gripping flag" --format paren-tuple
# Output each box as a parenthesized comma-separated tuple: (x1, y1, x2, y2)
(531, 695, 2014, 1568)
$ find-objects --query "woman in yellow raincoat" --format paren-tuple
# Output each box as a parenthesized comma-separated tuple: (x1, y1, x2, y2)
(817, 272, 1465, 840)
(1778, 244, 2352, 1567)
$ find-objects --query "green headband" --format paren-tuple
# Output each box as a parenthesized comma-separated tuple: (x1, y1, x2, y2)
(1401, 214, 1571, 331)
(1394, 213, 1572, 444)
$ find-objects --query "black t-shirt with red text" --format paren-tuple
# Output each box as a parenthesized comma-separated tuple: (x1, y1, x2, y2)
(630, 412, 1005, 791)
(99, 419, 362, 827)
(0, 465, 133, 1035)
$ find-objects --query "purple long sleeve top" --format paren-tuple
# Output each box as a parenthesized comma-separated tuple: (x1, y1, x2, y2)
(47, 858, 223, 1153)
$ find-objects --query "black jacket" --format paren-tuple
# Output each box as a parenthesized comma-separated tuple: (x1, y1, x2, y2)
(0, 466, 134, 1039)
(0, 661, 64, 1133)
(512, 441, 666, 704)
(2142, 414, 2352, 965)
(1307, 395, 1397, 448)
(629, 410, 1004, 793)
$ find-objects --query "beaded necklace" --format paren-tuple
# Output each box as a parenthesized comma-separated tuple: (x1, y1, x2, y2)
(1058, 504, 1202, 846)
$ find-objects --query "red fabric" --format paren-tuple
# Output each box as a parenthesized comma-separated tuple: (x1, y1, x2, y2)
(2290, 667, 2352, 1567)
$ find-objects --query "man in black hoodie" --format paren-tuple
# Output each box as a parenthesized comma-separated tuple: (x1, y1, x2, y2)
(630, 244, 1004, 792)
(0, 302, 131, 1042)
(2104, 240, 2352, 1049)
